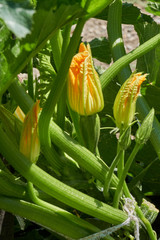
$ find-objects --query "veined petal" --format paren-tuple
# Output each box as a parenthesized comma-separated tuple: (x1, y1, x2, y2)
(19, 100, 40, 163)
(14, 106, 25, 122)
(113, 72, 147, 130)
(68, 42, 104, 116)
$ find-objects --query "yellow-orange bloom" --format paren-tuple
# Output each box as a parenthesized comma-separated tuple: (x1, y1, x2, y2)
(19, 101, 40, 163)
(14, 106, 25, 122)
(113, 72, 147, 130)
(68, 43, 104, 116)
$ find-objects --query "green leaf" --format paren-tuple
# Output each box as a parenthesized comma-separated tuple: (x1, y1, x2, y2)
(89, 37, 111, 64)
(0, 0, 35, 38)
(0, 21, 10, 52)
(95, 3, 153, 24)
(98, 78, 119, 165)
(142, 85, 160, 114)
(135, 22, 160, 85)
(129, 139, 160, 195)
(122, 2, 144, 24)
(0, 53, 8, 98)
(146, 2, 160, 16)
(1, 1, 85, 97)
(81, 0, 113, 18)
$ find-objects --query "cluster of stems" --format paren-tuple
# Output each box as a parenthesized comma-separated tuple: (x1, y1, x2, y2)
(0, 0, 160, 239)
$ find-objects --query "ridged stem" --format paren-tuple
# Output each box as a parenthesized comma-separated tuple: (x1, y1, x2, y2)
(0, 195, 98, 239)
(27, 181, 100, 236)
(39, 18, 86, 174)
(107, 1, 157, 239)
(7, 81, 119, 187)
(0, 127, 128, 225)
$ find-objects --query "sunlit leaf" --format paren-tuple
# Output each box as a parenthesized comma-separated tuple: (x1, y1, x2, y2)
(0, 0, 35, 38)
(0, 21, 10, 52)
(0, 1, 85, 97)
(146, 2, 160, 16)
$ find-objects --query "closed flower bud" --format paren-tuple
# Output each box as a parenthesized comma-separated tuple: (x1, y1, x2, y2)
(136, 108, 154, 145)
(19, 101, 40, 163)
(68, 42, 104, 116)
(113, 72, 147, 130)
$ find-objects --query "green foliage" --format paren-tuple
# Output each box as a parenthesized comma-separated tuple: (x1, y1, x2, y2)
(135, 22, 160, 85)
(0, 0, 85, 98)
(0, 0, 160, 239)
(95, 2, 153, 24)
(146, 1, 160, 16)
(89, 37, 111, 63)
(135, 22, 160, 113)
(0, 0, 35, 38)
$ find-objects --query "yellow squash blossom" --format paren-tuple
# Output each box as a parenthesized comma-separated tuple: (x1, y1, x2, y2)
(14, 106, 25, 122)
(19, 101, 40, 163)
(68, 42, 104, 116)
(113, 72, 147, 130)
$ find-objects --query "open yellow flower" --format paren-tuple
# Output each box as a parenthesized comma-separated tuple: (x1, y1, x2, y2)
(19, 101, 40, 163)
(113, 72, 147, 130)
(68, 42, 104, 116)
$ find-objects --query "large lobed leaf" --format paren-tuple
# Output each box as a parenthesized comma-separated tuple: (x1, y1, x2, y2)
(89, 37, 111, 64)
(135, 21, 160, 113)
(0, 0, 35, 38)
(0, 0, 114, 99)
(0, 1, 85, 99)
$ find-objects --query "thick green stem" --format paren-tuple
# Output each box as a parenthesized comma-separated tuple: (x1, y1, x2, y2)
(50, 120, 118, 187)
(27, 181, 100, 235)
(7, 80, 119, 187)
(39, 18, 86, 173)
(50, 29, 63, 71)
(113, 143, 140, 208)
(100, 33, 160, 89)
(101, 0, 160, 164)
(0, 195, 98, 239)
(61, 23, 72, 59)
(0, 127, 128, 225)
(0, 169, 26, 199)
(107, 1, 157, 238)
(56, 23, 72, 129)
(7, 77, 155, 238)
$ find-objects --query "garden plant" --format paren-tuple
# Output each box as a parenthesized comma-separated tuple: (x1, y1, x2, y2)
(0, 0, 160, 239)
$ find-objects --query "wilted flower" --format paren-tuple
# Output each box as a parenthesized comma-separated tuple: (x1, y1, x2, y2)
(19, 101, 40, 163)
(68, 42, 104, 116)
(113, 72, 147, 130)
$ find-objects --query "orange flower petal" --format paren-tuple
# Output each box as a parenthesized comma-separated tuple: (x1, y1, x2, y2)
(68, 43, 104, 116)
